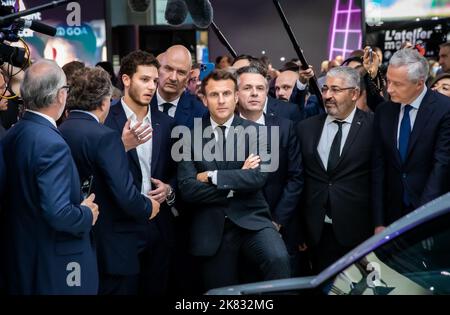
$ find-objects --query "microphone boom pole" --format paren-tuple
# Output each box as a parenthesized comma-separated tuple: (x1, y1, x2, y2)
(210, 21, 237, 59)
(272, 0, 324, 109)
(0, 0, 71, 26)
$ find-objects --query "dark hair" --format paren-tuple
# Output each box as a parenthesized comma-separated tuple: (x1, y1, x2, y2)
(341, 56, 363, 67)
(119, 50, 160, 85)
(192, 62, 201, 70)
(280, 61, 300, 73)
(232, 54, 259, 66)
(96, 61, 118, 86)
(235, 66, 266, 77)
(200, 70, 237, 95)
(440, 42, 450, 50)
(429, 73, 450, 89)
(62, 61, 85, 85)
(66, 67, 112, 112)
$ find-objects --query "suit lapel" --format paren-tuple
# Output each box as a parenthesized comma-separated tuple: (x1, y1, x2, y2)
(150, 113, 162, 175)
(390, 103, 403, 167)
(175, 93, 191, 126)
(313, 114, 327, 172)
(335, 109, 364, 169)
(406, 90, 435, 158)
(201, 117, 219, 170)
(266, 97, 277, 116)
(111, 102, 141, 171)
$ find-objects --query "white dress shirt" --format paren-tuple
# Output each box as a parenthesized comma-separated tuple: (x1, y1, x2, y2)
(26, 110, 57, 128)
(396, 86, 427, 148)
(317, 106, 357, 170)
(263, 97, 268, 114)
(156, 90, 181, 118)
(121, 99, 153, 195)
(210, 115, 235, 141)
(208, 115, 235, 186)
(240, 112, 265, 125)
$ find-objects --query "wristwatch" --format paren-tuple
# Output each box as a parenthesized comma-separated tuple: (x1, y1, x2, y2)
(166, 185, 175, 205)
(207, 171, 214, 185)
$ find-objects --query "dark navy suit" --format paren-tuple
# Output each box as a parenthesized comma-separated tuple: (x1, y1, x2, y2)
(59, 111, 154, 294)
(249, 113, 304, 277)
(266, 96, 302, 123)
(1, 111, 98, 294)
(373, 89, 450, 227)
(151, 91, 207, 128)
(263, 113, 303, 227)
(105, 101, 177, 295)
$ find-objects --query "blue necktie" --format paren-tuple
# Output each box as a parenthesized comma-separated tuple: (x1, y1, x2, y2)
(399, 105, 412, 162)
(399, 105, 412, 206)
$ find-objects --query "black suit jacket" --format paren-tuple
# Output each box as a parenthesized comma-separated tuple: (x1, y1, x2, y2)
(105, 101, 177, 244)
(263, 113, 303, 227)
(266, 96, 302, 123)
(59, 112, 153, 276)
(177, 116, 274, 256)
(372, 89, 450, 226)
(297, 109, 373, 247)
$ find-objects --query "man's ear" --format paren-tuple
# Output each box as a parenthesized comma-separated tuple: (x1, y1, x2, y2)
(57, 89, 65, 106)
(122, 74, 131, 88)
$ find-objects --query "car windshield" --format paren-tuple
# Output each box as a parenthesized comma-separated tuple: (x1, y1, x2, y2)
(323, 212, 450, 295)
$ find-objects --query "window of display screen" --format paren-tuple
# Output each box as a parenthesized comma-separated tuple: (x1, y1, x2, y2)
(3, 0, 107, 67)
(365, 0, 450, 24)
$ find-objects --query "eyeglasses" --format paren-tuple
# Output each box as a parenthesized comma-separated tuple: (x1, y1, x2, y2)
(321, 86, 356, 95)
(60, 85, 71, 93)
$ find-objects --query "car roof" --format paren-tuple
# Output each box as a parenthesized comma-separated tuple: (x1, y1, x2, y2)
(207, 192, 450, 295)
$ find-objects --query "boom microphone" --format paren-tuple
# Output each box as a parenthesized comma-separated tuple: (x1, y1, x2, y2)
(185, 0, 213, 29)
(128, 0, 151, 12)
(165, 0, 188, 26)
(18, 19, 57, 37)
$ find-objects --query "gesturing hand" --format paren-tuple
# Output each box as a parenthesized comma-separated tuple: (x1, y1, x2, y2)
(121, 118, 153, 152)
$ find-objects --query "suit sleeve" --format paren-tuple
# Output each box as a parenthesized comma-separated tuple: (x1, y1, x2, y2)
(177, 135, 229, 204)
(272, 122, 304, 226)
(36, 140, 93, 236)
(216, 125, 269, 191)
(96, 131, 152, 221)
(372, 108, 386, 227)
(420, 111, 450, 204)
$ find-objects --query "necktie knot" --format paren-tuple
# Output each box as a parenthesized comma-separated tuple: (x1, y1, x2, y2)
(216, 125, 227, 136)
(327, 120, 345, 172)
(404, 105, 412, 115)
(333, 120, 345, 129)
(162, 103, 173, 114)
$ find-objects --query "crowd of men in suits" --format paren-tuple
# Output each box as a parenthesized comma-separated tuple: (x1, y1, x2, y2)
(0, 41, 450, 295)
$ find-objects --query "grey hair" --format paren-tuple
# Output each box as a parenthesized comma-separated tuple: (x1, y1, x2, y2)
(20, 59, 66, 110)
(235, 66, 268, 87)
(326, 66, 361, 89)
(389, 48, 429, 82)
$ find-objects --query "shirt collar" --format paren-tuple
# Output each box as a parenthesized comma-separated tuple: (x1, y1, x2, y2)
(210, 114, 235, 130)
(403, 86, 427, 110)
(26, 109, 57, 128)
(121, 98, 151, 123)
(326, 105, 357, 126)
(240, 112, 265, 125)
(156, 89, 181, 107)
(263, 97, 268, 113)
(70, 110, 100, 123)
